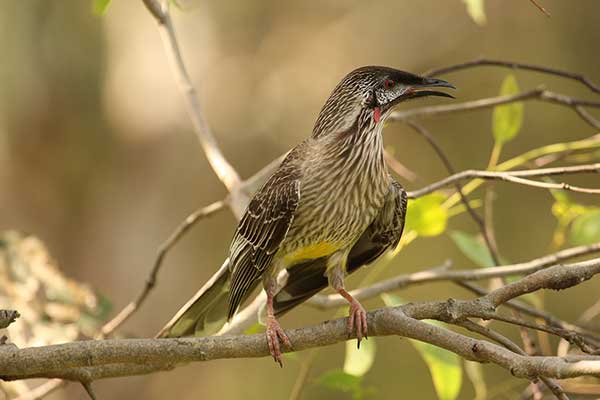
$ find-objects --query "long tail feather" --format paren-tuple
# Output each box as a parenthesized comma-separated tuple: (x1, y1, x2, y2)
(157, 259, 231, 338)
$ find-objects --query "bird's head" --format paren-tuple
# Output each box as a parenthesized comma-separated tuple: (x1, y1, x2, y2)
(313, 66, 454, 138)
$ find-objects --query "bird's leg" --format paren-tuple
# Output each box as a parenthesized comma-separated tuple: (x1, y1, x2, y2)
(328, 259, 368, 347)
(264, 277, 292, 367)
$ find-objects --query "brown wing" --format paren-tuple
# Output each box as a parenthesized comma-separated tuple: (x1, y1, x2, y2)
(273, 179, 407, 316)
(227, 150, 302, 319)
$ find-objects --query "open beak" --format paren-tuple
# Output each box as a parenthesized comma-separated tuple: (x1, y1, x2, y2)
(404, 77, 456, 100)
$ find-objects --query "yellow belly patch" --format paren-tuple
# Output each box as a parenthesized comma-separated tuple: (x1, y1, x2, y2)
(284, 242, 341, 265)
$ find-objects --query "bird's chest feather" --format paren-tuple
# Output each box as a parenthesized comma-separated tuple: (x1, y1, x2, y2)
(282, 134, 389, 255)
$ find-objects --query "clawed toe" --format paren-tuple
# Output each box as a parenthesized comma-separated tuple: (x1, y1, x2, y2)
(266, 317, 292, 367)
(348, 300, 368, 347)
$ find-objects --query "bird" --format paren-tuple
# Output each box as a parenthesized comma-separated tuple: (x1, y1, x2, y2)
(158, 66, 455, 366)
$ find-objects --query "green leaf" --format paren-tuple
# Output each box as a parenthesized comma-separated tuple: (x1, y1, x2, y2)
(93, 0, 111, 15)
(317, 369, 362, 394)
(383, 294, 463, 400)
(411, 321, 463, 400)
(569, 210, 600, 245)
(492, 75, 524, 145)
(406, 193, 448, 237)
(462, 0, 487, 25)
(344, 338, 376, 377)
(464, 360, 487, 400)
(449, 230, 494, 268)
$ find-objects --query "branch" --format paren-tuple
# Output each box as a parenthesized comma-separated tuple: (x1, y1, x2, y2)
(308, 242, 600, 308)
(383, 149, 417, 182)
(389, 89, 600, 129)
(143, 0, 241, 192)
(456, 281, 600, 346)
(98, 200, 226, 337)
(2, 259, 600, 384)
(406, 163, 600, 199)
(423, 58, 600, 94)
(528, 0, 551, 17)
(405, 120, 502, 264)
(458, 321, 568, 400)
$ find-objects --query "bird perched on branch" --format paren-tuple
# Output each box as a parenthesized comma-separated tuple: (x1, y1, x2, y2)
(159, 66, 454, 365)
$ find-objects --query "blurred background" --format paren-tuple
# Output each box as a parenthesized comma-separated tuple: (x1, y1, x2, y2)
(1, 0, 599, 399)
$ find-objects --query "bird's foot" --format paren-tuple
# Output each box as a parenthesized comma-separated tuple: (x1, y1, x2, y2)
(348, 299, 368, 347)
(266, 316, 292, 367)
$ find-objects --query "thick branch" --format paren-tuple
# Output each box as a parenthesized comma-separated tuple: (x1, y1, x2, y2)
(2, 259, 599, 383)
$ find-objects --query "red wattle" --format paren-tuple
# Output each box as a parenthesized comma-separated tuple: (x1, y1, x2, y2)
(373, 107, 381, 123)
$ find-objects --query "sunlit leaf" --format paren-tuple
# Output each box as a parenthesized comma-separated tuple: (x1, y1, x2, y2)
(550, 191, 590, 247)
(462, 0, 487, 26)
(549, 189, 571, 205)
(406, 193, 448, 237)
(569, 210, 600, 245)
(93, 0, 111, 15)
(464, 360, 487, 400)
(344, 338, 376, 377)
(384, 291, 463, 400)
(493, 75, 524, 145)
(411, 321, 463, 400)
(449, 230, 494, 268)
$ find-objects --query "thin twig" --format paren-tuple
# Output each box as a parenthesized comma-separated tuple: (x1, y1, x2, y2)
(479, 312, 598, 354)
(579, 299, 600, 325)
(390, 89, 600, 129)
(456, 281, 600, 346)
(288, 349, 319, 400)
(407, 163, 600, 198)
(99, 199, 226, 337)
(404, 121, 501, 264)
(383, 149, 417, 181)
(423, 59, 599, 94)
(308, 242, 600, 308)
(459, 321, 568, 400)
(528, 0, 551, 17)
(148, 0, 241, 192)
(81, 382, 97, 400)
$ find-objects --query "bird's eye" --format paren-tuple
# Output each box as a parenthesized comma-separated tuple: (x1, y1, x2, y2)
(383, 79, 395, 90)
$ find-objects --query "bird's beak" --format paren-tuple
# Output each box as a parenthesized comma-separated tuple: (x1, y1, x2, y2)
(404, 77, 456, 100)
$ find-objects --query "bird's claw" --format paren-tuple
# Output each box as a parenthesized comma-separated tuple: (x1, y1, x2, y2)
(266, 316, 292, 367)
(348, 299, 368, 347)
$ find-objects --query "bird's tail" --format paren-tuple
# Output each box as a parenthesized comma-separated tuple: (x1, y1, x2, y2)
(157, 259, 232, 338)
(273, 257, 328, 317)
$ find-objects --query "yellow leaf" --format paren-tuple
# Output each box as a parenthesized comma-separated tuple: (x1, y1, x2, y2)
(462, 0, 487, 26)
(406, 193, 448, 237)
(493, 75, 524, 145)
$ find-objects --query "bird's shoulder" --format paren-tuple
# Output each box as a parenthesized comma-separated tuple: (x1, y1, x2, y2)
(234, 143, 306, 255)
